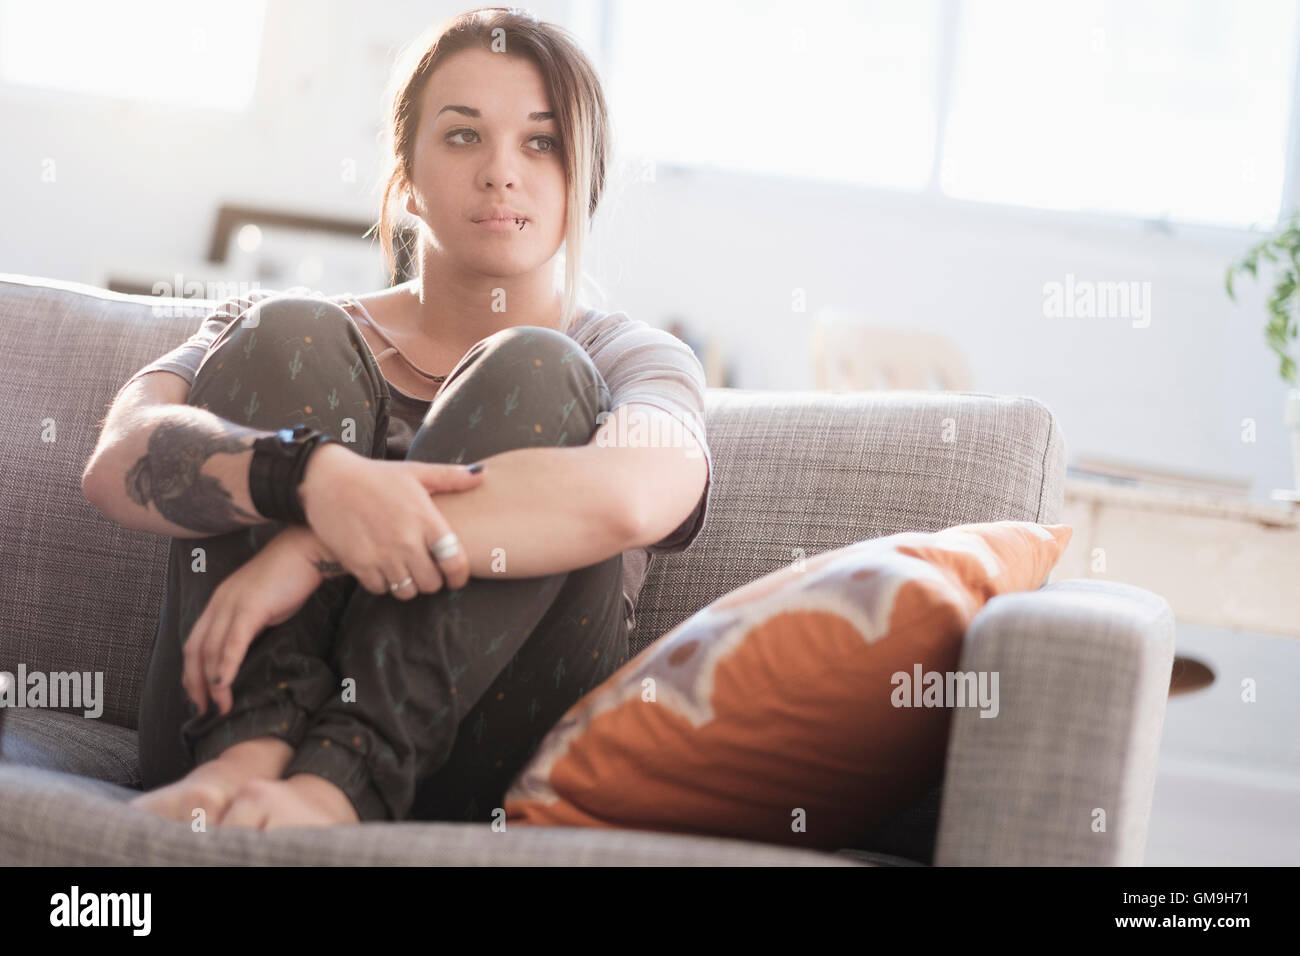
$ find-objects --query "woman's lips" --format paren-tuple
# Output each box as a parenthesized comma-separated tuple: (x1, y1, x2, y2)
(474, 217, 528, 232)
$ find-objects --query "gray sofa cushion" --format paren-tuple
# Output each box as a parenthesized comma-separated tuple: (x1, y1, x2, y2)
(0, 764, 868, 865)
(0, 709, 140, 789)
(0, 276, 213, 730)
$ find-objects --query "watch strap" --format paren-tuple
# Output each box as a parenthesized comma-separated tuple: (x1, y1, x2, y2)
(249, 425, 336, 524)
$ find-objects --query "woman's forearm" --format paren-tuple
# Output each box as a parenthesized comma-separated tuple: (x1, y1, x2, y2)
(304, 444, 640, 580)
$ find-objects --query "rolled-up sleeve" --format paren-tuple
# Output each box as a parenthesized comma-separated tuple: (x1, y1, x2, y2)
(114, 290, 273, 399)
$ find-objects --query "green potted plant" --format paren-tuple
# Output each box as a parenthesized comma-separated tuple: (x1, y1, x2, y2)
(1225, 213, 1300, 492)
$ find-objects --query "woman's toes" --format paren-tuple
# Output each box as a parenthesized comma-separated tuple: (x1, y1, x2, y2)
(218, 780, 276, 829)
(278, 774, 362, 828)
(216, 777, 359, 830)
(127, 777, 233, 824)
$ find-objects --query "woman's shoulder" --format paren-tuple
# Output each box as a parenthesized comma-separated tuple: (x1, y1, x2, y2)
(570, 306, 695, 357)
(567, 303, 638, 341)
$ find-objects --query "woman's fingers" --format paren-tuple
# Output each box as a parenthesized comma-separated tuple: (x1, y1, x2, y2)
(200, 605, 236, 701)
(409, 461, 485, 495)
(182, 602, 228, 716)
(424, 512, 471, 591)
(381, 553, 432, 600)
(403, 540, 445, 595)
(401, 525, 450, 595)
(209, 609, 260, 716)
(354, 564, 388, 596)
(353, 549, 396, 596)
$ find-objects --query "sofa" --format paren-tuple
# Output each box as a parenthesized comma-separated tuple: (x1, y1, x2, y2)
(0, 273, 1175, 866)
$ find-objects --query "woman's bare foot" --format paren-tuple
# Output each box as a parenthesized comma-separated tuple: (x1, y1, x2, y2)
(218, 774, 362, 830)
(127, 737, 295, 825)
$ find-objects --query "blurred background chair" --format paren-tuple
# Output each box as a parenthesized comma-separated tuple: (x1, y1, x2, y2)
(811, 309, 973, 392)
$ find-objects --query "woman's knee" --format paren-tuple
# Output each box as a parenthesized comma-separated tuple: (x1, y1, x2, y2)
(409, 324, 610, 462)
(477, 323, 584, 360)
(227, 294, 357, 345)
(471, 324, 608, 410)
(189, 293, 386, 440)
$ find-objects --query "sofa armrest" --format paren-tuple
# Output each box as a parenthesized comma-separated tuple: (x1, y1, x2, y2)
(933, 579, 1175, 866)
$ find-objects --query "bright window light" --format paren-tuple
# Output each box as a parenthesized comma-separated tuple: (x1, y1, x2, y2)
(941, 0, 1298, 228)
(0, 0, 266, 112)
(606, 0, 941, 190)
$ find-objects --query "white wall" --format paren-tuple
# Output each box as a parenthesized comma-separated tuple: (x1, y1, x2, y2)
(592, 165, 1294, 496)
(1, 0, 1292, 495)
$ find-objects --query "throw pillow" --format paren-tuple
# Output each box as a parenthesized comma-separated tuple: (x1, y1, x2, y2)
(503, 520, 1073, 850)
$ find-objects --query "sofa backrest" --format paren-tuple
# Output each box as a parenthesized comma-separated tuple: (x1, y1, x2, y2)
(632, 385, 1065, 656)
(0, 275, 1065, 730)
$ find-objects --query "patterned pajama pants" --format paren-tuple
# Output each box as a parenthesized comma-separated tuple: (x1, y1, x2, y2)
(135, 296, 629, 822)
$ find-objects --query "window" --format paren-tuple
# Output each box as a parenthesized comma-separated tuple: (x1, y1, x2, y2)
(942, 0, 1298, 229)
(606, 0, 942, 190)
(0, 0, 266, 112)
(606, 0, 1300, 230)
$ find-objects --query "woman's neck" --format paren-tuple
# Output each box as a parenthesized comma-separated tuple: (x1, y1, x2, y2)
(408, 253, 569, 346)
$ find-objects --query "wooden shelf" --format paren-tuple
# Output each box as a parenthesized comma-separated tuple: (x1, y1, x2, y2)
(1056, 476, 1300, 638)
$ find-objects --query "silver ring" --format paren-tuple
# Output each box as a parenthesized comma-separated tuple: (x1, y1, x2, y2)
(431, 532, 461, 561)
(389, 576, 414, 593)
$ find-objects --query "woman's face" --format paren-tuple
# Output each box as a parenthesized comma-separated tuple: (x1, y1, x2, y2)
(405, 47, 567, 278)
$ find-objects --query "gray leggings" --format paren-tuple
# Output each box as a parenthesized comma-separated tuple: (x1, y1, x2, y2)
(135, 296, 629, 822)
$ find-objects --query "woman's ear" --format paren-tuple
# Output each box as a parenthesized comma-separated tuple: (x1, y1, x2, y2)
(404, 190, 419, 218)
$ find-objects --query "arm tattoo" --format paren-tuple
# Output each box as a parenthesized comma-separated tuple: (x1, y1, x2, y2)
(124, 418, 266, 534)
(314, 559, 347, 579)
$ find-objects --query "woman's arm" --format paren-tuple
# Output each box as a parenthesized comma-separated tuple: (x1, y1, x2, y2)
(186, 434, 665, 710)
(305, 443, 643, 580)
(82, 382, 276, 538)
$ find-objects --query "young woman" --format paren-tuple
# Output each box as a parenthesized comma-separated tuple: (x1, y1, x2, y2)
(117, 7, 712, 828)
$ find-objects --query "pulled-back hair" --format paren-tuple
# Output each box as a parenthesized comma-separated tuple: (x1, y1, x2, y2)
(374, 6, 611, 330)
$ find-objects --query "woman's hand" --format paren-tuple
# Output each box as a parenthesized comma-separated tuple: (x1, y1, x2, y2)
(297, 444, 485, 599)
(181, 524, 326, 717)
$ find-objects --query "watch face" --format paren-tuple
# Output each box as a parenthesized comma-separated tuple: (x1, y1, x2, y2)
(278, 427, 296, 443)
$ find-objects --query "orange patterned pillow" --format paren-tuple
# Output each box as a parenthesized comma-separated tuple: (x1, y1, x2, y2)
(504, 520, 1073, 850)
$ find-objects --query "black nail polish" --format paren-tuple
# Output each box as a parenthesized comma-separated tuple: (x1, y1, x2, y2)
(467, 463, 484, 474)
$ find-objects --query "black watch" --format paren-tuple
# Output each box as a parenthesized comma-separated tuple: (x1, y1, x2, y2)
(248, 424, 337, 524)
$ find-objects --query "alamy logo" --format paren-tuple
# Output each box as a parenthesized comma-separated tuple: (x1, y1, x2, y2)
(150, 276, 263, 318)
(890, 664, 1000, 718)
(1042, 272, 1151, 328)
(594, 407, 705, 459)
(0, 666, 104, 718)
(50, 886, 151, 936)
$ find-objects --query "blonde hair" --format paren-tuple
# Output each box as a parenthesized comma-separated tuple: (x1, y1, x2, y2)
(373, 6, 611, 332)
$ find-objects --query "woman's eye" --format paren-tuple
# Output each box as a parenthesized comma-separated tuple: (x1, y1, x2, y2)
(444, 129, 559, 154)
